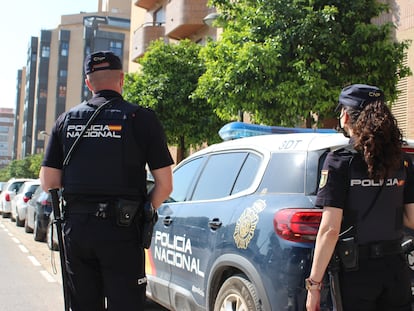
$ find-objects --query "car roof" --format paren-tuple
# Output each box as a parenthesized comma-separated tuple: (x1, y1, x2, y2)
(189, 132, 350, 158)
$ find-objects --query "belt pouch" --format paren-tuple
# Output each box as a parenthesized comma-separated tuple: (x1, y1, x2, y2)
(115, 199, 140, 227)
(336, 237, 359, 271)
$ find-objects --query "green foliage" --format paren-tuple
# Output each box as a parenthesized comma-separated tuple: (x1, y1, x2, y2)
(198, 0, 411, 126)
(124, 39, 224, 159)
(0, 154, 43, 181)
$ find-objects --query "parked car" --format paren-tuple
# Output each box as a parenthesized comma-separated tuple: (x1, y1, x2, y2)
(0, 178, 34, 218)
(25, 187, 53, 242)
(11, 179, 40, 226)
(144, 123, 414, 311)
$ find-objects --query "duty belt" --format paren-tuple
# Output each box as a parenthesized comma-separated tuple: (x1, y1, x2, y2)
(359, 240, 403, 259)
(64, 201, 113, 219)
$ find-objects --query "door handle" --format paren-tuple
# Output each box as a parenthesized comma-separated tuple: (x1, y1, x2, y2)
(208, 218, 222, 230)
(163, 216, 173, 226)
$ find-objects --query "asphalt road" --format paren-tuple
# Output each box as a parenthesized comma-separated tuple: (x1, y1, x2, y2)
(0, 216, 169, 310)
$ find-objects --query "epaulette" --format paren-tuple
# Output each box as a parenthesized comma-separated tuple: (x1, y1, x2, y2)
(333, 144, 358, 156)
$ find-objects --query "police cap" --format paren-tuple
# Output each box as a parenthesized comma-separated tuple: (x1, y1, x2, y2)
(84, 51, 122, 75)
(337, 84, 384, 111)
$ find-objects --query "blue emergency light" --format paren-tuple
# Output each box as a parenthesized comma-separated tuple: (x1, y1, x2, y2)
(218, 122, 337, 141)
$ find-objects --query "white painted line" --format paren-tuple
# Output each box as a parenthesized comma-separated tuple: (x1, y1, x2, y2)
(7, 232, 12, 237)
(12, 237, 20, 244)
(40, 270, 56, 283)
(18, 244, 29, 253)
(28, 255, 41, 266)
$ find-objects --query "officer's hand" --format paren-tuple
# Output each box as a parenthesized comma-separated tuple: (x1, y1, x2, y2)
(143, 201, 157, 223)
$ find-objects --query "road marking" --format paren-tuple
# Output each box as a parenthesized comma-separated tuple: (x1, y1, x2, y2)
(12, 237, 20, 244)
(28, 255, 41, 266)
(40, 270, 56, 283)
(18, 244, 29, 253)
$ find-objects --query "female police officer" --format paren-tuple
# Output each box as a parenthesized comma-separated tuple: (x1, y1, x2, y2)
(40, 51, 174, 311)
(306, 84, 414, 311)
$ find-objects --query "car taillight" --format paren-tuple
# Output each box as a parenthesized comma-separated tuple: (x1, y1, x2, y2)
(274, 208, 322, 243)
(23, 196, 30, 203)
(5, 193, 10, 201)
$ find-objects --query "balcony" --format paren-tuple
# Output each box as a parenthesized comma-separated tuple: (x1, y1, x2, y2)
(165, 0, 210, 39)
(131, 22, 165, 61)
(134, 0, 159, 10)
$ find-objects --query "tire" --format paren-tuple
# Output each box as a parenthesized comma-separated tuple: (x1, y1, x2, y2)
(33, 214, 46, 242)
(24, 217, 33, 233)
(2, 212, 11, 219)
(214, 275, 262, 311)
(16, 214, 24, 227)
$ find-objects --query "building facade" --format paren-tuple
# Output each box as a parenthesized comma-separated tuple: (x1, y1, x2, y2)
(0, 108, 15, 169)
(13, 0, 132, 159)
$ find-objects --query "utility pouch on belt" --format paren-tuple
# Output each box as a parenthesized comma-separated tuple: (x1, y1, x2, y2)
(142, 201, 158, 249)
(115, 199, 140, 227)
(336, 237, 359, 271)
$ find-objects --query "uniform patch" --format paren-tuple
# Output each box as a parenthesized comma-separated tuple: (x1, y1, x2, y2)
(319, 170, 328, 188)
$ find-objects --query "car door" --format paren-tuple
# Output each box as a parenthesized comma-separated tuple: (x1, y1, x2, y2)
(157, 151, 261, 308)
(146, 156, 206, 307)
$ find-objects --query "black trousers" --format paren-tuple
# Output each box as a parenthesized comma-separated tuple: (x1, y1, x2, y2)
(339, 253, 411, 311)
(63, 213, 146, 311)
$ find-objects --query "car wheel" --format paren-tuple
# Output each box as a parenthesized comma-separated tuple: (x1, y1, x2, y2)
(33, 214, 46, 242)
(16, 214, 24, 227)
(47, 222, 59, 251)
(2, 212, 10, 219)
(24, 217, 33, 233)
(214, 275, 262, 311)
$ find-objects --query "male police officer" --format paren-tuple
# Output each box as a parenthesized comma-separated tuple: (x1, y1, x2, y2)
(40, 50, 174, 311)
(306, 84, 414, 311)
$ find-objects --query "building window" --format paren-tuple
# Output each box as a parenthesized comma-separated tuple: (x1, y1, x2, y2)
(59, 85, 67, 97)
(109, 41, 123, 58)
(41, 46, 50, 58)
(39, 88, 47, 98)
(61, 42, 69, 57)
(154, 7, 165, 25)
(59, 69, 68, 78)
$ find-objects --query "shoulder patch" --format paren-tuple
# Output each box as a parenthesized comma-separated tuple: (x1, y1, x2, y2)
(319, 170, 329, 188)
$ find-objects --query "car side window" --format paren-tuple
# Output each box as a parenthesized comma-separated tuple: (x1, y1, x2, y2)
(231, 153, 261, 195)
(170, 157, 204, 202)
(260, 152, 306, 193)
(191, 152, 249, 201)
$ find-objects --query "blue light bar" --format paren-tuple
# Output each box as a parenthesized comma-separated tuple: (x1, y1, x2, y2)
(218, 122, 337, 141)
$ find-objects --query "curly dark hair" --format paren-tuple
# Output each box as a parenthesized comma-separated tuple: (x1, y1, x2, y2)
(345, 101, 403, 180)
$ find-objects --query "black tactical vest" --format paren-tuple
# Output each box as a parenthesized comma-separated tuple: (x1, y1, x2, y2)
(341, 149, 406, 244)
(61, 100, 146, 198)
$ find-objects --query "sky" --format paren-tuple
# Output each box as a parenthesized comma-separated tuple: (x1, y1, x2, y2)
(0, 1, 99, 109)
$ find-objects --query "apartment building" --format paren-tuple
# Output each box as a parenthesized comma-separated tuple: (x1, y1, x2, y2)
(130, 0, 218, 61)
(14, 0, 132, 159)
(0, 108, 15, 169)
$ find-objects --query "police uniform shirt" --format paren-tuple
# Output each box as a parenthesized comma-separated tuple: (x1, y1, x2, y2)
(42, 90, 174, 192)
(315, 147, 414, 242)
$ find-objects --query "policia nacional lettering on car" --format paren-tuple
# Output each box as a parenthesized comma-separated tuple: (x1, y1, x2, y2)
(153, 230, 205, 278)
(66, 124, 122, 138)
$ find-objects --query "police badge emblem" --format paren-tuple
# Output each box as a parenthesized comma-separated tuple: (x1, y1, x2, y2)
(319, 170, 328, 188)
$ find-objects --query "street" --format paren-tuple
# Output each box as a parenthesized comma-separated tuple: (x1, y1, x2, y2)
(0, 217, 168, 310)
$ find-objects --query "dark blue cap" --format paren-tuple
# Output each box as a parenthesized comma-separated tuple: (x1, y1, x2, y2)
(84, 51, 122, 75)
(338, 84, 384, 110)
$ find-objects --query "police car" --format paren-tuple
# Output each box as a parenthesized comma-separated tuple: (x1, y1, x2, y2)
(145, 122, 414, 311)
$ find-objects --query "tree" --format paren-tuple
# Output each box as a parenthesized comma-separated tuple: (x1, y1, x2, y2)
(195, 0, 411, 126)
(124, 39, 224, 161)
(0, 153, 43, 181)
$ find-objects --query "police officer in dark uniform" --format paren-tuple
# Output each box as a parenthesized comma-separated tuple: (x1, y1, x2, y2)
(306, 84, 414, 311)
(40, 50, 174, 311)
